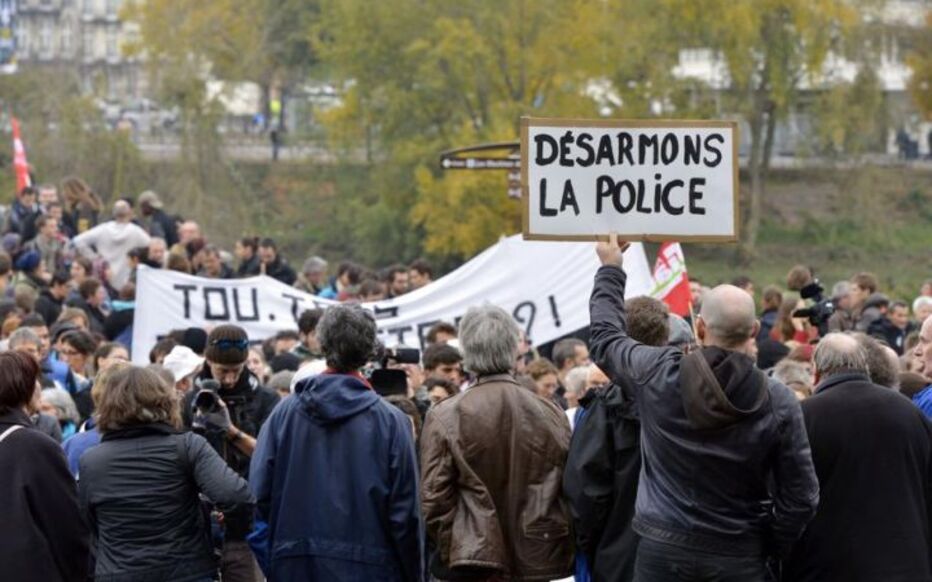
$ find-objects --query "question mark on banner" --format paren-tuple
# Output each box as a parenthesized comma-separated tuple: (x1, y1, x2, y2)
(512, 301, 536, 336)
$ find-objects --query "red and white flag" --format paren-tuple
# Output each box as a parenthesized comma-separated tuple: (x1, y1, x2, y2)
(11, 116, 31, 193)
(651, 242, 691, 317)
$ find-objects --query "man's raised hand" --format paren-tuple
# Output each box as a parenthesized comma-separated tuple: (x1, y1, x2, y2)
(596, 232, 630, 268)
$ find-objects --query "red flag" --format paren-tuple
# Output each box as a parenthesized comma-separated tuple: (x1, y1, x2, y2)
(11, 116, 31, 193)
(651, 242, 691, 317)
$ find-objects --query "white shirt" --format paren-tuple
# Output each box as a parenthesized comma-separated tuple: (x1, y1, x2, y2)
(72, 220, 151, 289)
(565, 407, 579, 431)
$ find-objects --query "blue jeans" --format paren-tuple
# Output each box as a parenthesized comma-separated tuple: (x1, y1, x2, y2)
(635, 537, 769, 582)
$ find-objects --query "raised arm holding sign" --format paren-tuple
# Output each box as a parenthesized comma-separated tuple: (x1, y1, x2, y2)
(521, 117, 739, 242)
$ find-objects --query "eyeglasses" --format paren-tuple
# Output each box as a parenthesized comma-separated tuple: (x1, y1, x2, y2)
(210, 339, 249, 351)
(59, 348, 81, 357)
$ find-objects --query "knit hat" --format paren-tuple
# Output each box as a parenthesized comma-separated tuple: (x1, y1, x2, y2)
(14, 250, 40, 273)
(204, 325, 250, 365)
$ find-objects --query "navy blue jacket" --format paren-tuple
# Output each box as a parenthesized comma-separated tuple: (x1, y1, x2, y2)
(250, 372, 423, 582)
(589, 265, 819, 558)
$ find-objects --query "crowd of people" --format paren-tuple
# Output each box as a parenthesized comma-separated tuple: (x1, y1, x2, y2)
(0, 179, 931, 582)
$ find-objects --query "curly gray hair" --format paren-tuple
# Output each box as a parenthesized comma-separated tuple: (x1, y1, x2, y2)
(317, 305, 378, 372)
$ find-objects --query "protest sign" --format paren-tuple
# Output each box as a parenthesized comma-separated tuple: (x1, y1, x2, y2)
(131, 235, 654, 364)
(521, 117, 739, 242)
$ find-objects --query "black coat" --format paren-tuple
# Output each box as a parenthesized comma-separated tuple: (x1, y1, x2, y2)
(236, 255, 261, 278)
(0, 409, 89, 582)
(103, 308, 134, 343)
(78, 424, 253, 582)
(264, 257, 297, 286)
(868, 317, 912, 356)
(35, 289, 64, 327)
(66, 296, 107, 336)
(563, 382, 641, 582)
(784, 373, 932, 582)
(147, 209, 179, 247)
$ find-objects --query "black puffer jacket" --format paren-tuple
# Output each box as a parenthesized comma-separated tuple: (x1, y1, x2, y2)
(589, 265, 819, 558)
(78, 424, 253, 582)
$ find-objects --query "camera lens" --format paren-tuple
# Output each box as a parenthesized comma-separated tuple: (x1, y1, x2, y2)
(194, 390, 220, 413)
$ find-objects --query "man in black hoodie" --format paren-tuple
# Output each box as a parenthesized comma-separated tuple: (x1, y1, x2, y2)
(588, 235, 819, 582)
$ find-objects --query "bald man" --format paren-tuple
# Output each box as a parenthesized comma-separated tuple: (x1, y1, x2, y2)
(584, 235, 818, 582)
(784, 333, 932, 581)
(71, 201, 151, 289)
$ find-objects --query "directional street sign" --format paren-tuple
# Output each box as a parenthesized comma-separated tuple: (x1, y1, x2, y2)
(440, 157, 521, 170)
(439, 142, 523, 198)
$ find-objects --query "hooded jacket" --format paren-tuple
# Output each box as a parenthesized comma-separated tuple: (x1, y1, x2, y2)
(249, 372, 423, 582)
(589, 265, 819, 558)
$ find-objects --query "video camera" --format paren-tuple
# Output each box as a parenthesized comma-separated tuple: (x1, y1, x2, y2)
(792, 280, 835, 337)
(191, 379, 246, 435)
(368, 345, 420, 397)
(193, 379, 223, 414)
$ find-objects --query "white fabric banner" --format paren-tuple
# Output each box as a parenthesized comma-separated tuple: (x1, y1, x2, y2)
(131, 235, 654, 364)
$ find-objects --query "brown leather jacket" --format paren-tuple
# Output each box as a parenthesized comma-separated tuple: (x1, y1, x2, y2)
(420, 374, 574, 581)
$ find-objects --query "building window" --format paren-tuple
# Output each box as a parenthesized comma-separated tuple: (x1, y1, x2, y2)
(13, 22, 25, 57)
(82, 28, 93, 59)
(39, 21, 52, 57)
(106, 28, 117, 59)
(62, 23, 73, 57)
(95, 27, 105, 59)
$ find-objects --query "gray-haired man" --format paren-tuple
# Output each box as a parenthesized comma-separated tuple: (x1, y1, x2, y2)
(420, 305, 573, 581)
(783, 333, 932, 581)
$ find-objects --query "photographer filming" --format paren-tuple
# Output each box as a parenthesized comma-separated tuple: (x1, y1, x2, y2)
(793, 279, 836, 338)
(182, 324, 280, 582)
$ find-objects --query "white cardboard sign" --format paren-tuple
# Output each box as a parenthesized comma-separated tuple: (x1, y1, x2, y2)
(522, 117, 739, 242)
